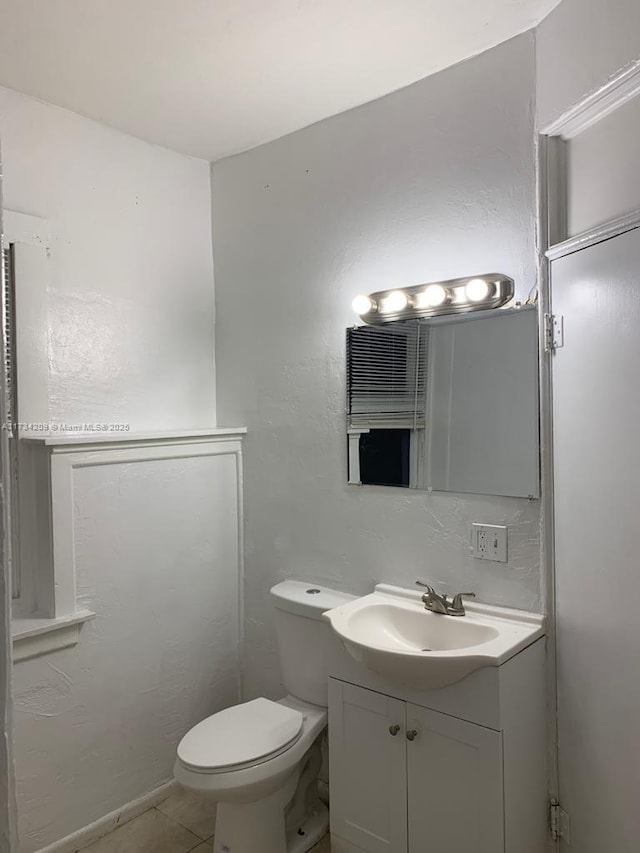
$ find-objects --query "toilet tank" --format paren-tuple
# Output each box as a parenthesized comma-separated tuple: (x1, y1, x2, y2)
(270, 580, 355, 707)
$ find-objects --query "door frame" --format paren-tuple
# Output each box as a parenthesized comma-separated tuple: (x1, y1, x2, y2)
(536, 57, 640, 845)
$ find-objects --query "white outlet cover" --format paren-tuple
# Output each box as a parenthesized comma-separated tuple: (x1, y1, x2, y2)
(472, 523, 508, 563)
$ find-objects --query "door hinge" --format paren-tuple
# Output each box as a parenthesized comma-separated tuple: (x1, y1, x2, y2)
(549, 798, 570, 843)
(544, 313, 564, 352)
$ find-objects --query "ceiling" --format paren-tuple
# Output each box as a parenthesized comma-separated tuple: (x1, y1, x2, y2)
(0, 0, 561, 161)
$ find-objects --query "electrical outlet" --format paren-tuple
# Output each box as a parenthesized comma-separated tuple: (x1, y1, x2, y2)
(472, 523, 507, 562)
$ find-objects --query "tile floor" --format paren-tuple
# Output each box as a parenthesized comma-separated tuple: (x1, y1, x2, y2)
(80, 787, 332, 853)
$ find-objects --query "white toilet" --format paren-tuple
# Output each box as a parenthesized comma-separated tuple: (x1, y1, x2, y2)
(174, 580, 354, 853)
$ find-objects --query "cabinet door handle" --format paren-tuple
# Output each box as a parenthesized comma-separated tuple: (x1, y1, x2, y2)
(388, 724, 401, 736)
(406, 729, 418, 741)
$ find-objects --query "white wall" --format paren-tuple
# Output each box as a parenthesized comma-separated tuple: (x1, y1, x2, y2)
(212, 32, 542, 701)
(0, 89, 236, 851)
(0, 555, 13, 849)
(13, 453, 240, 851)
(0, 449, 17, 850)
(536, 0, 640, 127)
(0, 182, 17, 853)
(0, 86, 216, 430)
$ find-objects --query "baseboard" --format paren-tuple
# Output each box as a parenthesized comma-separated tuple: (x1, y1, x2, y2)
(35, 779, 178, 853)
(330, 836, 368, 853)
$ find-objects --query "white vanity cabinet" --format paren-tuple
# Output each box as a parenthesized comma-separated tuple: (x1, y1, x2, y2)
(329, 681, 503, 853)
(328, 681, 408, 852)
(406, 703, 503, 853)
(328, 637, 547, 853)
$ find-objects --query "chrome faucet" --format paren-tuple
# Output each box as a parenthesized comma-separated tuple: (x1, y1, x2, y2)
(415, 581, 475, 616)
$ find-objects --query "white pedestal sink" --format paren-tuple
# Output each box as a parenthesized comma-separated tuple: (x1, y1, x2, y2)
(324, 583, 544, 688)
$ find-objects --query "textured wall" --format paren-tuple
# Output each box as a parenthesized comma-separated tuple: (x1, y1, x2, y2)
(0, 190, 16, 853)
(0, 85, 216, 430)
(536, 0, 640, 127)
(0, 88, 233, 851)
(12, 454, 239, 851)
(0, 543, 14, 849)
(212, 33, 542, 701)
(0, 440, 17, 849)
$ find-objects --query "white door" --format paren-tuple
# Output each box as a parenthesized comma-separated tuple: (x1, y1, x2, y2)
(328, 679, 407, 853)
(551, 226, 640, 850)
(406, 705, 503, 853)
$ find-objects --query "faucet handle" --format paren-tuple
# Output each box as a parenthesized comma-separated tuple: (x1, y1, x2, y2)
(416, 581, 448, 614)
(451, 592, 476, 610)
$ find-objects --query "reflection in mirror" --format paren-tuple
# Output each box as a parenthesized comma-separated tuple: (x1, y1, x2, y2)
(346, 306, 539, 498)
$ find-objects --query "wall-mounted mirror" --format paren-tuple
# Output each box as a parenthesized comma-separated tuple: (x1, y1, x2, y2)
(346, 306, 539, 498)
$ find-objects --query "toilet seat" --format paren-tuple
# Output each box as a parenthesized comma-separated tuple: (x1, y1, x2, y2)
(177, 697, 304, 774)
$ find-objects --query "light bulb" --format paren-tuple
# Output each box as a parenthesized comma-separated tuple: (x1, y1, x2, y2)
(382, 290, 410, 313)
(417, 284, 448, 308)
(465, 278, 493, 302)
(352, 294, 376, 315)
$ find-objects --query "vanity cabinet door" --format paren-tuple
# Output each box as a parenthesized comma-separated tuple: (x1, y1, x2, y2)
(406, 704, 504, 853)
(329, 679, 407, 853)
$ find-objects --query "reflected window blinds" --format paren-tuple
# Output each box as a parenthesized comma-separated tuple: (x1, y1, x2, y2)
(347, 323, 428, 430)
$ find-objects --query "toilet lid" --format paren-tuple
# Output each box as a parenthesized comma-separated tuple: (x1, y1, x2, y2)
(177, 698, 304, 771)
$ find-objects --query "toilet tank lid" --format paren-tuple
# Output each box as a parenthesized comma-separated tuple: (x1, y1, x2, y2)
(270, 580, 356, 619)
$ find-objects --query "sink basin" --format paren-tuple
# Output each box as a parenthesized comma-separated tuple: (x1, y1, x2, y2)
(324, 584, 544, 689)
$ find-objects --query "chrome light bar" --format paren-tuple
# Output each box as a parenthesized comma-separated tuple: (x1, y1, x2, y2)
(351, 274, 515, 324)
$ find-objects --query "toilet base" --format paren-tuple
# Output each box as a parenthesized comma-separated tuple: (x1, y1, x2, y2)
(214, 770, 295, 853)
(286, 798, 329, 853)
(213, 789, 328, 853)
(214, 784, 287, 853)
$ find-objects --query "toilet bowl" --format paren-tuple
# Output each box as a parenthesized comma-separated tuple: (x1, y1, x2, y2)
(174, 580, 355, 853)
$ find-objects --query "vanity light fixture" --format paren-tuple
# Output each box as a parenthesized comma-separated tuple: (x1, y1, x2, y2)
(381, 290, 412, 313)
(417, 284, 448, 308)
(351, 294, 377, 315)
(466, 278, 493, 302)
(351, 273, 514, 324)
